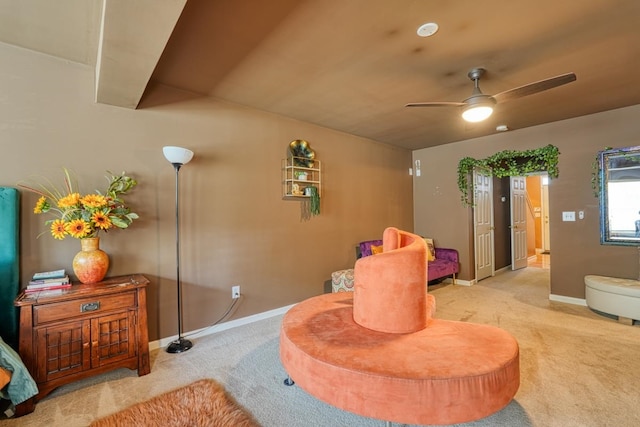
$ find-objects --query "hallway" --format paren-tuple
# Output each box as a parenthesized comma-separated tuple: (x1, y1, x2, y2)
(528, 252, 550, 269)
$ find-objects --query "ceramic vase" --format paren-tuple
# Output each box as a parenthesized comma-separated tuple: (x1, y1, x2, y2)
(72, 237, 109, 284)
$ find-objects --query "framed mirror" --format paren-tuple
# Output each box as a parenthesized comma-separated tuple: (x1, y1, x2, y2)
(599, 145, 640, 245)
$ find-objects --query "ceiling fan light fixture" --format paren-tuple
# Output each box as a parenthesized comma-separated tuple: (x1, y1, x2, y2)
(462, 104, 494, 122)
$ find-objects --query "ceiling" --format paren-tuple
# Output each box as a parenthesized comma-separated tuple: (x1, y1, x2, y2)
(2, 0, 640, 150)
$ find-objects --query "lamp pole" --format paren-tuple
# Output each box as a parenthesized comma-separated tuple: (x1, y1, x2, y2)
(163, 146, 194, 353)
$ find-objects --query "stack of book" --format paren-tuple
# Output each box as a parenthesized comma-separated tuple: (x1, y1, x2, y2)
(26, 269, 71, 293)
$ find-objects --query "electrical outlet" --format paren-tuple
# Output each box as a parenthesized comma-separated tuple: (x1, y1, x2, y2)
(232, 285, 240, 299)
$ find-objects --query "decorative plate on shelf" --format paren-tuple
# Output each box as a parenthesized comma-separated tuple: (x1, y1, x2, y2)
(289, 139, 315, 168)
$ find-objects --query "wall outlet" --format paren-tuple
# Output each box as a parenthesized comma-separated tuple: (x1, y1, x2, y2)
(232, 285, 240, 299)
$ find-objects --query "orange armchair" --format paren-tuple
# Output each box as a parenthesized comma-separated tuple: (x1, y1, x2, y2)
(353, 227, 431, 333)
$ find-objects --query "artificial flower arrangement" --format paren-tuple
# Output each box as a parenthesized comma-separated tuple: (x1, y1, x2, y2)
(19, 168, 139, 240)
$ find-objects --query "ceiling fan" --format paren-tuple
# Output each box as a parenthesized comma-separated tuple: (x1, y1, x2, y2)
(405, 68, 577, 123)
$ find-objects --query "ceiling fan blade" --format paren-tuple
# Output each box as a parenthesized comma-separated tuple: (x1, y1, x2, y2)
(493, 72, 576, 104)
(405, 101, 465, 108)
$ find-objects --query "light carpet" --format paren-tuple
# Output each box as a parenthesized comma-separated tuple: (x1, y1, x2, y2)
(4, 267, 640, 426)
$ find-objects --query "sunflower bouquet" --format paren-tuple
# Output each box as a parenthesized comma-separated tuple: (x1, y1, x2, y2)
(19, 169, 139, 240)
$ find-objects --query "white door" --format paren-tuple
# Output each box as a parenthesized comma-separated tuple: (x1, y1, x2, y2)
(474, 170, 494, 281)
(542, 178, 551, 252)
(510, 176, 528, 270)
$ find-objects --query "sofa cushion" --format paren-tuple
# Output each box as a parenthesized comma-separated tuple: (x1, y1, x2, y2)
(423, 238, 436, 261)
(0, 367, 10, 389)
(358, 239, 383, 258)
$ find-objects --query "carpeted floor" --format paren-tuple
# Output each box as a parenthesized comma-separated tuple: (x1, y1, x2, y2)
(4, 267, 640, 426)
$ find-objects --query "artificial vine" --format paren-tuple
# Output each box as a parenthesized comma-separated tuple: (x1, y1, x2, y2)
(300, 185, 320, 221)
(457, 144, 560, 206)
(307, 186, 320, 216)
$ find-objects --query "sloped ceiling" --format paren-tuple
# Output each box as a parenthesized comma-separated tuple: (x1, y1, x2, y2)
(2, 0, 640, 150)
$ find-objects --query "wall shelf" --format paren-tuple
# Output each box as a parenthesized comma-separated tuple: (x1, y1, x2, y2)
(282, 156, 322, 199)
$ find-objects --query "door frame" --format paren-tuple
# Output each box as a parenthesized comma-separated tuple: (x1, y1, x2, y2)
(471, 172, 552, 281)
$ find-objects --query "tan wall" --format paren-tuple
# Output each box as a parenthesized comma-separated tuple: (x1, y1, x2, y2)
(0, 43, 413, 341)
(413, 104, 640, 298)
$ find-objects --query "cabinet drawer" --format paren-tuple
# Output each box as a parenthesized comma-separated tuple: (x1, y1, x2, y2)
(33, 292, 135, 325)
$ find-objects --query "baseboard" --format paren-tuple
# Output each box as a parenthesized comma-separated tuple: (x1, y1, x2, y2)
(150, 303, 296, 351)
(549, 294, 587, 306)
(465, 266, 511, 286)
(449, 278, 475, 286)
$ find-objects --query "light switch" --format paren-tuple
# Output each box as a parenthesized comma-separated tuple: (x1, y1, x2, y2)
(562, 211, 576, 221)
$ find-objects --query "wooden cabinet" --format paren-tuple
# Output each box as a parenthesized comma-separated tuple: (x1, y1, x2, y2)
(14, 274, 150, 415)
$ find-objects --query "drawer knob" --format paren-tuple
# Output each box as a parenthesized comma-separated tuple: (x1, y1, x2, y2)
(81, 301, 100, 312)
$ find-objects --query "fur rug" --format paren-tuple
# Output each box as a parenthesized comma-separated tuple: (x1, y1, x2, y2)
(89, 379, 259, 427)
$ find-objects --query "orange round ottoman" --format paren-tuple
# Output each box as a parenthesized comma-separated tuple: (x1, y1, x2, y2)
(280, 293, 520, 425)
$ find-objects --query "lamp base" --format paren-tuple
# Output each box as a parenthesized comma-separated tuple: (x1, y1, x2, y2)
(166, 337, 193, 353)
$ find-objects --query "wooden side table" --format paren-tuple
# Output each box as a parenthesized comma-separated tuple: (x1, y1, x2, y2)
(14, 274, 150, 416)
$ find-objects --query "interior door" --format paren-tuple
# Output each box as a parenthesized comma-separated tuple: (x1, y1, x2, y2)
(510, 176, 528, 270)
(474, 170, 494, 281)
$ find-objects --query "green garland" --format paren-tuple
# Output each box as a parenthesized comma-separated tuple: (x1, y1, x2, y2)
(457, 144, 560, 206)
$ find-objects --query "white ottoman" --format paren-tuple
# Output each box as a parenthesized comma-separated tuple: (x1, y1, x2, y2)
(584, 275, 640, 324)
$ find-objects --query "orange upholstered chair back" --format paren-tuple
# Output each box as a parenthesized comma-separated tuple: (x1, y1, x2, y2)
(353, 227, 428, 333)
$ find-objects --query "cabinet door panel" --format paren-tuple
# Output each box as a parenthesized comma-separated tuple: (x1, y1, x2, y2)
(35, 320, 90, 382)
(91, 311, 136, 368)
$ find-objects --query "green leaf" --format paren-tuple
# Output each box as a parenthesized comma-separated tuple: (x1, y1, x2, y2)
(110, 217, 129, 228)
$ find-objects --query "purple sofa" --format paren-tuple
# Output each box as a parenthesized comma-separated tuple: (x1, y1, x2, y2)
(358, 239, 459, 284)
(331, 238, 460, 292)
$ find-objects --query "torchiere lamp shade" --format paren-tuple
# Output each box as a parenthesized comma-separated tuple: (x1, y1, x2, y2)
(163, 146, 194, 165)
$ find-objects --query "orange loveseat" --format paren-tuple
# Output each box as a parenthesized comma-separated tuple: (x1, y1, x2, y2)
(281, 227, 520, 425)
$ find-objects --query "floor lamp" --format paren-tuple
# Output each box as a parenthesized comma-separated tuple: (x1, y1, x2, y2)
(163, 146, 195, 353)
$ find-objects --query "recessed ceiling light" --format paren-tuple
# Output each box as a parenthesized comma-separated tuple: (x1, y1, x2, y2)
(496, 125, 509, 132)
(417, 22, 438, 37)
